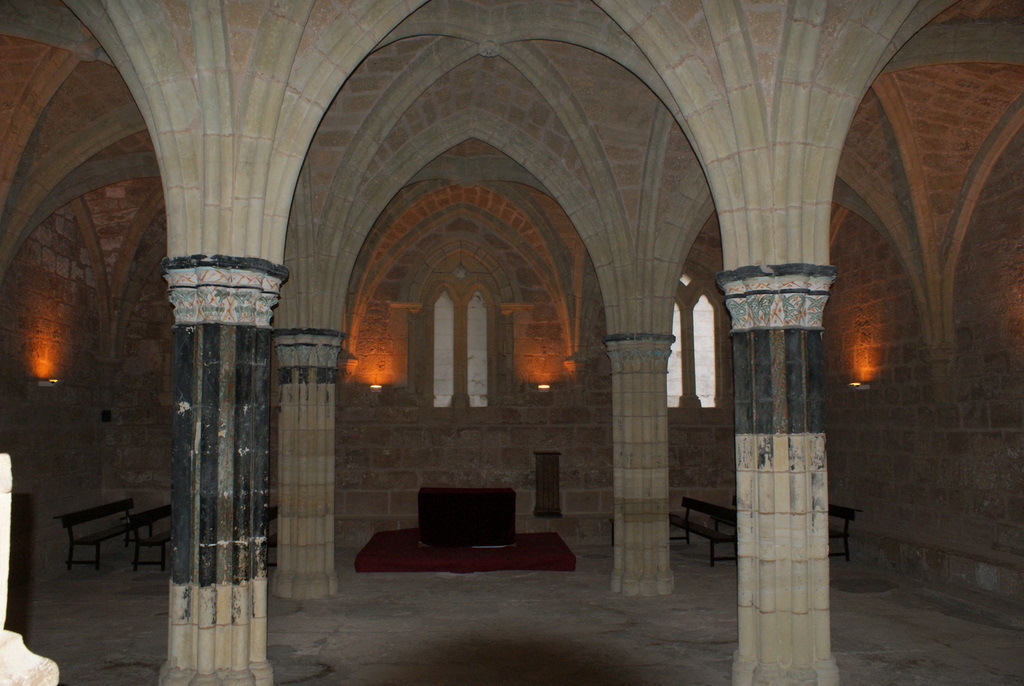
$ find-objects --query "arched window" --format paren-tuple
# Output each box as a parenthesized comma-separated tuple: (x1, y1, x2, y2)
(693, 295, 716, 408)
(668, 303, 683, 407)
(668, 276, 717, 408)
(432, 288, 489, 408)
(433, 291, 455, 407)
(467, 291, 488, 407)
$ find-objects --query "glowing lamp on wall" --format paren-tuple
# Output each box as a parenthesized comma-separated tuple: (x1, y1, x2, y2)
(537, 384, 551, 392)
(369, 384, 383, 393)
(28, 336, 62, 386)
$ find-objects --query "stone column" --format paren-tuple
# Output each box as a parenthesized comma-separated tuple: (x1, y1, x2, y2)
(677, 303, 702, 409)
(0, 453, 59, 686)
(604, 333, 674, 597)
(160, 255, 287, 686)
(717, 264, 839, 686)
(272, 328, 342, 600)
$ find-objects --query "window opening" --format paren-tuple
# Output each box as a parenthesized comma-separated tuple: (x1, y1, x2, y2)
(433, 291, 454, 407)
(668, 303, 683, 407)
(693, 295, 716, 408)
(467, 291, 488, 407)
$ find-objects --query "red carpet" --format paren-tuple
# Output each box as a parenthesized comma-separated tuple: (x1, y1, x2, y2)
(354, 528, 576, 573)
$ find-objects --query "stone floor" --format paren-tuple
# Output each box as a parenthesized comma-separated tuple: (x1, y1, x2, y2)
(10, 541, 1024, 685)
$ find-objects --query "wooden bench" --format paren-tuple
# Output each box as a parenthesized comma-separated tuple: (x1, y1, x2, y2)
(669, 497, 737, 567)
(828, 504, 861, 561)
(54, 498, 134, 570)
(131, 504, 171, 571)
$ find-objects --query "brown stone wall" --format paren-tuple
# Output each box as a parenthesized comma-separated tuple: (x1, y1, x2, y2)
(0, 205, 173, 581)
(825, 209, 934, 559)
(0, 207, 106, 580)
(332, 211, 736, 547)
(100, 259, 172, 509)
(949, 124, 1024, 594)
(334, 351, 736, 548)
(334, 380, 613, 546)
(826, 143, 1024, 599)
(668, 405, 735, 509)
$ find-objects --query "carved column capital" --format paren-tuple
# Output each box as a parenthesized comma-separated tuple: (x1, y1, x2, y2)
(717, 263, 837, 332)
(161, 255, 289, 328)
(273, 329, 344, 369)
(603, 333, 674, 374)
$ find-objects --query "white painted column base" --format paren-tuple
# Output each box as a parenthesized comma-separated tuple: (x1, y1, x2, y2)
(160, 582, 273, 686)
(610, 495, 674, 597)
(733, 657, 839, 686)
(0, 630, 59, 685)
(272, 569, 338, 600)
(160, 669, 263, 686)
(160, 664, 270, 685)
(610, 569, 674, 597)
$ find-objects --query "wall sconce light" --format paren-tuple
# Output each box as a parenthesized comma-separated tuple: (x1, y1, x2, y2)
(37, 379, 61, 387)
(537, 384, 551, 392)
(848, 382, 870, 390)
(369, 384, 383, 393)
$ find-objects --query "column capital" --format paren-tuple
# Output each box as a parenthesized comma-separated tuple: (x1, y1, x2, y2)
(161, 254, 289, 328)
(603, 333, 674, 373)
(716, 263, 837, 332)
(602, 332, 675, 345)
(273, 329, 344, 371)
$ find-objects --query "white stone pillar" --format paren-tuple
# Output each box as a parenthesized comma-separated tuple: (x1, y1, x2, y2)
(272, 329, 342, 600)
(0, 453, 59, 686)
(718, 264, 839, 686)
(604, 333, 674, 597)
(160, 256, 286, 686)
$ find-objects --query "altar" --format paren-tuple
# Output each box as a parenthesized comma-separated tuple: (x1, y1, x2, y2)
(417, 487, 516, 547)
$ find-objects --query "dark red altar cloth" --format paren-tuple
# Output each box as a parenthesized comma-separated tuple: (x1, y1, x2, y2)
(417, 487, 516, 547)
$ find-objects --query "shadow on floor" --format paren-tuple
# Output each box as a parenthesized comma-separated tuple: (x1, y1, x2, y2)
(273, 634, 673, 686)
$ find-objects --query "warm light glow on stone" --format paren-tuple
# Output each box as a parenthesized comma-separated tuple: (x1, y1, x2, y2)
(351, 355, 399, 387)
(27, 338, 60, 380)
(850, 306, 884, 383)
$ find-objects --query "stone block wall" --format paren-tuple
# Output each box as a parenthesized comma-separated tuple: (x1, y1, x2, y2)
(330, 357, 735, 547)
(100, 260, 172, 510)
(333, 381, 614, 546)
(0, 204, 173, 581)
(668, 404, 735, 509)
(327, 206, 737, 548)
(826, 132, 1024, 600)
(946, 124, 1024, 595)
(0, 207, 106, 580)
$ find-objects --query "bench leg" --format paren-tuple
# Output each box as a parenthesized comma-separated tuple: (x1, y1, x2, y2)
(709, 541, 715, 567)
(95, 543, 101, 570)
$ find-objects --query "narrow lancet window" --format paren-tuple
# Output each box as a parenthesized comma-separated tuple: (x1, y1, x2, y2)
(467, 291, 488, 407)
(433, 291, 454, 407)
(693, 295, 716, 408)
(667, 303, 683, 407)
